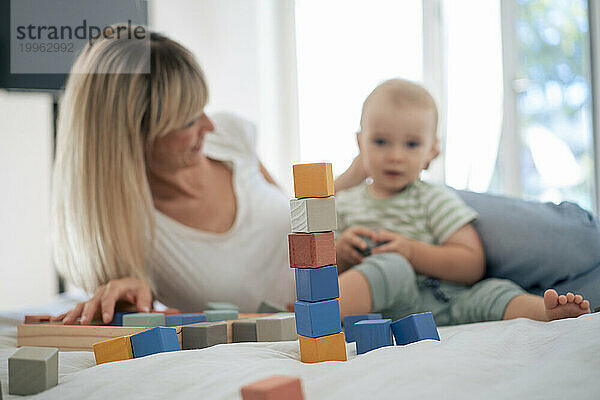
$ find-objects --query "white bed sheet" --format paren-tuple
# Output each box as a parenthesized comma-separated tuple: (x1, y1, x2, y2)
(1, 297, 599, 400)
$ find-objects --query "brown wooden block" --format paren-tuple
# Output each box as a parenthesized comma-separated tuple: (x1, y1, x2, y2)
(288, 232, 336, 268)
(299, 332, 347, 363)
(93, 335, 133, 365)
(293, 163, 334, 199)
(241, 375, 304, 400)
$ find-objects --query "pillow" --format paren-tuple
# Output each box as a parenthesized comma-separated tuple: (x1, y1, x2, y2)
(456, 190, 600, 291)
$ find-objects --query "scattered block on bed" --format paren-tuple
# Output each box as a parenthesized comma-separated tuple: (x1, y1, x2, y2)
(355, 319, 393, 355)
(256, 314, 297, 342)
(206, 302, 240, 311)
(294, 299, 342, 338)
(24, 315, 52, 324)
(342, 313, 383, 343)
(204, 309, 239, 322)
(122, 313, 166, 327)
(93, 335, 134, 365)
(181, 321, 228, 350)
(288, 232, 336, 269)
(232, 320, 258, 343)
(290, 197, 337, 233)
(130, 327, 180, 358)
(292, 162, 334, 199)
(108, 312, 135, 326)
(241, 375, 305, 400)
(295, 264, 339, 302)
(391, 312, 440, 346)
(8, 346, 58, 395)
(298, 331, 347, 363)
(257, 301, 287, 313)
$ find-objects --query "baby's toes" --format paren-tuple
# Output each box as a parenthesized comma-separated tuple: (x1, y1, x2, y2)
(566, 292, 575, 302)
(574, 294, 583, 304)
(558, 295, 568, 305)
(580, 299, 590, 311)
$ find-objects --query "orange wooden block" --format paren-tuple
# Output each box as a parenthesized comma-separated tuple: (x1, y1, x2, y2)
(241, 375, 304, 400)
(93, 335, 133, 365)
(299, 332, 347, 363)
(293, 163, 334, 199)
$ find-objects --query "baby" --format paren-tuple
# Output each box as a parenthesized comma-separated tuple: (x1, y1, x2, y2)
(335, 79, 591, 325)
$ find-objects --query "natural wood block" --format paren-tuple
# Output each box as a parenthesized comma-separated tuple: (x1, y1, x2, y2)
(256, 314, 297, 342)
(181, 322, 228, 350)
(241, 375, 305, 400)
(122, 313, 165, 327)
(299, 332, 347, 363)
(290, 197, 337, 233)
(288, 232, 336, 268)
(232, 320, 257, 343)
(293, 163, 334, 199)
(93, 335, 133, 365)
(9, 346, 58, 395)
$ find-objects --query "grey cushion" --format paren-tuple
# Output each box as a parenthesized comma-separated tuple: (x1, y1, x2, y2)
(456, 190, 600, 294)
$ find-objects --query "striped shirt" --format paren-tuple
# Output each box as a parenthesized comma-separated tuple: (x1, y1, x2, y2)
(335, 180, 478, 245)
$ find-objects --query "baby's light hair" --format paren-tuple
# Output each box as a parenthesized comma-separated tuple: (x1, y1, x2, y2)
(360, 79, 438, 135)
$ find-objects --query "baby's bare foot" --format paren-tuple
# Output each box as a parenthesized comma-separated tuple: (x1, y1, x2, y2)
(544, 289, 591, 321)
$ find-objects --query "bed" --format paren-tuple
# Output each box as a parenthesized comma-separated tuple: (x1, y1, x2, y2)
(0, 293, 599, 399)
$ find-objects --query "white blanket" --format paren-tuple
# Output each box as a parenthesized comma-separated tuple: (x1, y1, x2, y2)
(1, 299, 599, 399)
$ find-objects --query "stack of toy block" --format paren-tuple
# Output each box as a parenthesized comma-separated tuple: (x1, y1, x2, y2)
(289, 163, 347, 363)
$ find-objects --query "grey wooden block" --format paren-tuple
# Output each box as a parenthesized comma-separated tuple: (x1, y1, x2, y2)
(122, 313, 165, 327)
(290, 197, 337, 233)
(9, 346, 58, 395)
(204, 309, 238, 322)
(256, 314, 297, 342)
(181, 322, 227, 350)
(232, 320, 257, 343)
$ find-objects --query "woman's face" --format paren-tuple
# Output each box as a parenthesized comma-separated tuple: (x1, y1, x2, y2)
(147, 113, 215, 171)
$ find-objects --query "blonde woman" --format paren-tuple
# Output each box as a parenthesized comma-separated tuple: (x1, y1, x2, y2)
(52, 27, 365, 324)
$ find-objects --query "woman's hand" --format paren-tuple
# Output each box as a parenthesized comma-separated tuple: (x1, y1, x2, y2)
(336, 226, 376, 269)
(54, 277, 153, 325)
(370, 229, 414, 261)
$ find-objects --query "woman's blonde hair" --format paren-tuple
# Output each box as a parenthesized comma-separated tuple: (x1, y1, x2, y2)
(51, 26, 208, 292)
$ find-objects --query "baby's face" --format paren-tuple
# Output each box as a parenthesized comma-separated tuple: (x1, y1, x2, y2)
(359, 99, 437, 198)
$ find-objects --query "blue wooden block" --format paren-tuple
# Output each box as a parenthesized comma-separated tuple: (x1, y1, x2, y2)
(390, 312, 440, 346)
(130, 327, 180, 358)
(295, 265, 339, 302)
(294, 299, 341, 338)
(355, 319, 392, 355)
(180, 314, 207, 325)
(165, 315, 183, 327)
(109, 311, 135, 326)
(343, 313, 382, 343)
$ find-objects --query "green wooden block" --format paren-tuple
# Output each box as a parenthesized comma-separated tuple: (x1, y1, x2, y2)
(181, 322, 228, 350)
(122, 313, 165, 327)
(257, 301, 286, 313)
(204, 309, 238, 322)
(9, 346, 58, 395)
(232, 320, 257, 342)
(205, 302, 240, 311)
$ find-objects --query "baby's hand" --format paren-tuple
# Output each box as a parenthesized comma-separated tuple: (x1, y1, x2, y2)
(336, 226, 376, 268)
(370, 229, 414, 261)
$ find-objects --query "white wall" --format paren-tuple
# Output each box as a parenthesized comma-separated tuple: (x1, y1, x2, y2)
(0, 91, 55, 310)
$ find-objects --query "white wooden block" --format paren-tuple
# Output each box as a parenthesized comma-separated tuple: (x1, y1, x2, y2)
(290, 197, 337, 233)
(256, 313, 298, 342)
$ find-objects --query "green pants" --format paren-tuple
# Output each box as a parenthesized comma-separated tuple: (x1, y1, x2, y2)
(355, 252, 525, 326)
